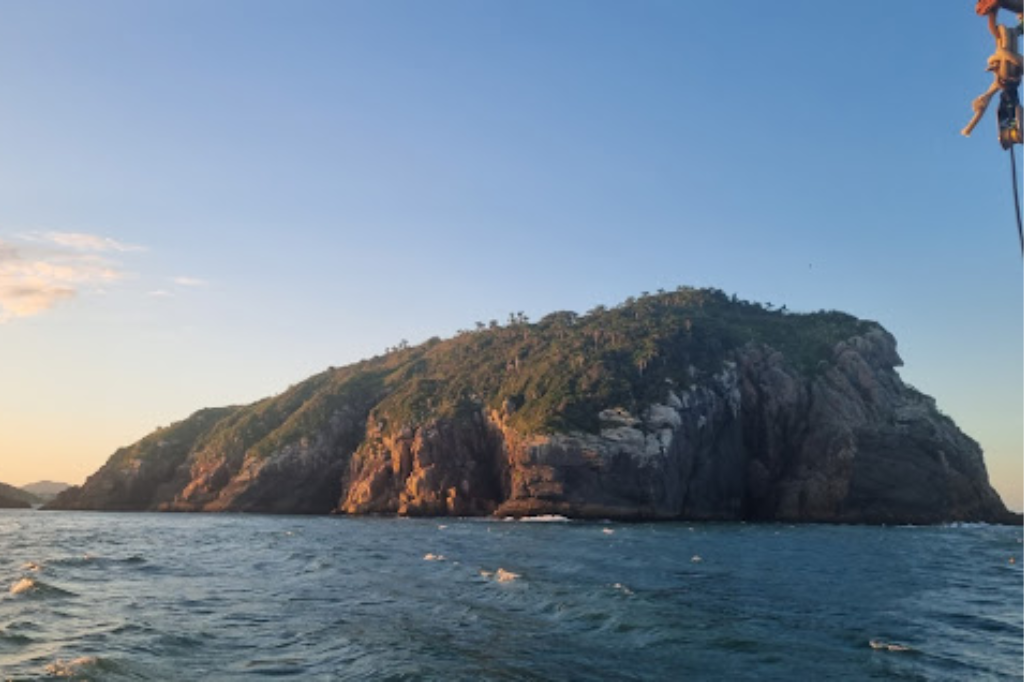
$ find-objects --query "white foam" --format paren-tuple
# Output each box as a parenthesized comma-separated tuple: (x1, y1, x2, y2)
(601, 528, 615, 535)
(423, 553, 446, 562)
(869, 639, 911, 652)
(45, 656, 99, 677)
(10, 578, 35, 595)
(612, 582, 634, 595)
(479, 567, 521, 583)
(691, 555, 703, 563)
(519, 515, 570, 523)
(495, 568, 520, 582)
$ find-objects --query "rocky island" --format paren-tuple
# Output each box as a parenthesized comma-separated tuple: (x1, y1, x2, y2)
(46, 288, 1017, 524)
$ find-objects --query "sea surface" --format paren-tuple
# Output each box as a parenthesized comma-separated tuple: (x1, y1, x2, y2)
(0, 511, 1020, 681)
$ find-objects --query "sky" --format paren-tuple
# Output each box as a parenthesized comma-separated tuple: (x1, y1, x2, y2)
(0, 1, 1021, 510)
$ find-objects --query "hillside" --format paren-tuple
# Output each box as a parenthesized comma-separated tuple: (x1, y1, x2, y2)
(46, 287, 1015, 523)
(20, 481, 71, 502)
(0, 482, 38, 508)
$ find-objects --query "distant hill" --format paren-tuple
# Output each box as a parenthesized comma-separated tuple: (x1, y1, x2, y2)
(20, 480, 71, 502)
(46, 286, 1016, 524)
(0, 482, 37, 508)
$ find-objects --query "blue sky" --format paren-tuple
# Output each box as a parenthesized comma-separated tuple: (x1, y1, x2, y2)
(1, 1, 1021, 508)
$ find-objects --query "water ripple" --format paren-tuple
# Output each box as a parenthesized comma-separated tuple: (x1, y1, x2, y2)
(0, 511, 1019, 680)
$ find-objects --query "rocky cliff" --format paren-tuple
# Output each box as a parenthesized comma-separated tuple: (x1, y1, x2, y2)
(46, 288, 1016, 524)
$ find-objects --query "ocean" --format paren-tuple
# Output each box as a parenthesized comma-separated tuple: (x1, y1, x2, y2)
(1, 510, 1020, 681)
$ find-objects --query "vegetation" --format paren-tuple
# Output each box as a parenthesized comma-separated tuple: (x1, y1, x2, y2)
(105, 406, 241, 470)
(109, 287, 878, 469)
(366, 287, 874, 434)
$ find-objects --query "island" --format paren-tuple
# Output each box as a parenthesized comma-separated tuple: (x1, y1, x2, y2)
(46, 287, 1018, 524)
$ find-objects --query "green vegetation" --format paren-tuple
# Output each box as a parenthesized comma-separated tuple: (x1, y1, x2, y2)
(105, 406, 241, 471)
(370, 287, 875, 434)
(108, 287, 878, 466)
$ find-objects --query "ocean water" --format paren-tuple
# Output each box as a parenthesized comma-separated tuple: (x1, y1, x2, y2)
(0, 511, 1020, 681)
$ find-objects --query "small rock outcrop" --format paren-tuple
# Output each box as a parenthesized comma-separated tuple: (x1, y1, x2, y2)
(45, 288, 1017, 524)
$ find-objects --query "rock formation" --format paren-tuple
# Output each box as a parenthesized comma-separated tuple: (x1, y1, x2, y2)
(46, 288, 1017, 524)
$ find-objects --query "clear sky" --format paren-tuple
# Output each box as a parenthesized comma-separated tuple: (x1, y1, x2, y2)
(1, 1, 1021, 510)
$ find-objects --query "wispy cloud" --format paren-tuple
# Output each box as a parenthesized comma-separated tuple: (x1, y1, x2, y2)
(172, 276, 208, 287)
(21, 231, 146, 253)
(0, 234, 136, 322)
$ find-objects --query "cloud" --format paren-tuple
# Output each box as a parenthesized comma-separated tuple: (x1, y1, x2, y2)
(0, 235, 133, 322)
(21, 231, 146, 253)
(0, 284, 76, 320)
(172, 276, 208, 287)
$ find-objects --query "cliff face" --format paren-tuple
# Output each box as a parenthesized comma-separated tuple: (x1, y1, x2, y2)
(46, 289, 1014, 523)
(341, 328, 1007, 523)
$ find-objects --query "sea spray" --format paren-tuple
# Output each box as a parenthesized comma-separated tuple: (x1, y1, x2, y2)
(10, 577, 35, 595)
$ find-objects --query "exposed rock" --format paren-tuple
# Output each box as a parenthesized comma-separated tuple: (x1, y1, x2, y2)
(338, 328, 1012, 524)
(44, 290, 1018, 525)
(342, 412, 505, 516)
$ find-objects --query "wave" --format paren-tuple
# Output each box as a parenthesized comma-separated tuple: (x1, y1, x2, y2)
(892, 522, 996, 530)
(515, 515, 571, 523)
(9, 577, 75, 598)
(43, 655, 129, 678)
(869, 639, 913, 652)
(48, 554, 148, 569)
(479, 567, 520, 583)
(0, 626, 33, 645)
(49, 554, 98, 567)
(10, 577, 35, 595)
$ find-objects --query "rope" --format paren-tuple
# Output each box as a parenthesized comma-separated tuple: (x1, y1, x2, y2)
(1012, 145, 1024, 256)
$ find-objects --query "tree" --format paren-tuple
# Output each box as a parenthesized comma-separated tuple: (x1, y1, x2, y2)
(634, 339, 657, 376)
